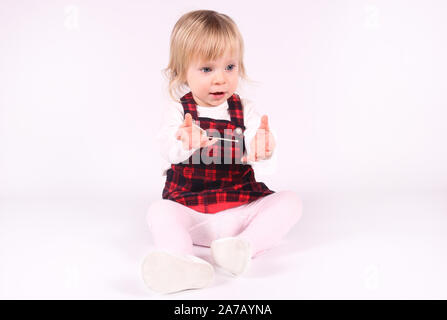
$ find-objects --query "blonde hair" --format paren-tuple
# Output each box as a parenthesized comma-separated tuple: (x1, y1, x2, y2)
(163, 10, 252, 103)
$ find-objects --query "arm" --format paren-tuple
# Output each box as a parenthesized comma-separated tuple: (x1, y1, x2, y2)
(156, 102, 198, 164)
(156, 102, 218, 164)
(242, 98, 277, 162)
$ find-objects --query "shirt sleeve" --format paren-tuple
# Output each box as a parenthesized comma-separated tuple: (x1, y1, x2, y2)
(241, 98, 278, 175)
(156, 101, 200, 164)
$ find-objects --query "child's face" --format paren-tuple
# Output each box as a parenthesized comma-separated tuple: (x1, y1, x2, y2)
(186, 49, 239, 107)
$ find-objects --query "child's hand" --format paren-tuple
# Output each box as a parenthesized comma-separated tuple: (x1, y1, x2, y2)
(241, 115, 276, 163)
(175, 113, 218, 150)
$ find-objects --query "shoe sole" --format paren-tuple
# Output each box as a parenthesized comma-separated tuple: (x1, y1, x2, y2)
(141, 251, 214, 294)
(211, 237, 252, 276)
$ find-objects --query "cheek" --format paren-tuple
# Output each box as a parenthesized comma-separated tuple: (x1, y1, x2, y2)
(188, 76, 203, 90)
(230, 74, 239, 87)
(198, 78, 210, 90)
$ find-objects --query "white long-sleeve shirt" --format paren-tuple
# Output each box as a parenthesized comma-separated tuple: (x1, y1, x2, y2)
(156, 95, 277, 176)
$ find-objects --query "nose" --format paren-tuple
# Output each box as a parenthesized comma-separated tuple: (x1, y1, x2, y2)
(212, 69, 226, 85)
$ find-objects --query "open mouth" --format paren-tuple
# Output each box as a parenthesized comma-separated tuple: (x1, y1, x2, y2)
(210, 92, 225, 95)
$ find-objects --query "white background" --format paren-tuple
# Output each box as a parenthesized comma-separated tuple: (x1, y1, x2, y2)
(0, 0, 446, 299)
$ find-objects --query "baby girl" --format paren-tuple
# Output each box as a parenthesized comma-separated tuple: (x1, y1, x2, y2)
(142, 9, 303, 294)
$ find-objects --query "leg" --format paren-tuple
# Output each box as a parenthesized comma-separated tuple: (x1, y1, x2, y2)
(143, 199, 214, 293)
(237, 190, 303, 258)
(146, 199, 195, 255)
(210, 191, 303, 275)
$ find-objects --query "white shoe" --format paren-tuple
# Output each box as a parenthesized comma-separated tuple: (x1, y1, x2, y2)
(211, 237, 252, 276)
(141, 251, 214, 294)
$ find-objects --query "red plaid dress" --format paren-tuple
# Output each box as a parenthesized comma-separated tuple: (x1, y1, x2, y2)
(162, 91, 275, 214)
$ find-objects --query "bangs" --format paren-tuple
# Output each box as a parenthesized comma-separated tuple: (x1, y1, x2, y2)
(186, 25, 241, 65)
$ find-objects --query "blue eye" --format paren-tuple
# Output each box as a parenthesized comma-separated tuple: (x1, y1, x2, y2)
(200, 64, 236, 73)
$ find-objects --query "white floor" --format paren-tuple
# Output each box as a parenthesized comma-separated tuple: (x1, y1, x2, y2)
(0, 188, 446, 300)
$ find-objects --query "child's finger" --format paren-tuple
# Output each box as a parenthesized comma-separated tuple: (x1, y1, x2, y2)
(258, 115, 269, 131)
(251, 153, 257, 162)
(201, 135, 213, 146)
(205, 138, 218, 147)
(266, 132, 276, 154)
(181, 113, 193, 128)
(242, 152, 256, 163)
(265, 133, 270, 153)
